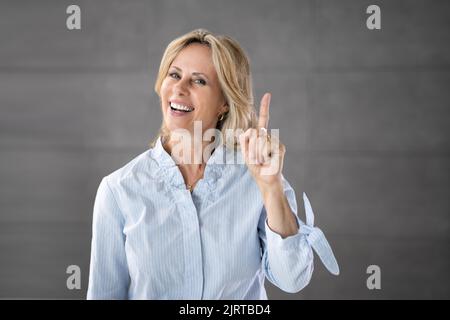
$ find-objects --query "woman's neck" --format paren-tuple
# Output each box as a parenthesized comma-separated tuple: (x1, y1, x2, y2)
(162, 135, 213, 191)
(163, 135, 215, 167)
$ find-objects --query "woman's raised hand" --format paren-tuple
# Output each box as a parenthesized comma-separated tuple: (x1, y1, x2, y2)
(239, 93, 286, 188)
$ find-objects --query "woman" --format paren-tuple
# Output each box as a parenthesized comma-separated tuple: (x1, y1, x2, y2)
(87, 29, 339, 299)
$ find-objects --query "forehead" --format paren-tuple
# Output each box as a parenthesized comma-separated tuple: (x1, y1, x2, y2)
(171, 43, 216, 76)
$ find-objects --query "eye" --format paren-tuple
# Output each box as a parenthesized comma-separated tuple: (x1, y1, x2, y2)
(168, 72, 180, 79)
(194, 78, 206, 85)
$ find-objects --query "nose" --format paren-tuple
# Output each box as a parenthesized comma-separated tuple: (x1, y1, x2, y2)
(173, 78, 190, 96)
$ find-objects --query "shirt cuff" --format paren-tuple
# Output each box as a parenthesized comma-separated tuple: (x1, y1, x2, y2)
(265, 192, 340, 275)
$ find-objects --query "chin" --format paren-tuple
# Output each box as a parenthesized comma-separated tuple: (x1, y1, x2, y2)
(164, 120, 190, 133)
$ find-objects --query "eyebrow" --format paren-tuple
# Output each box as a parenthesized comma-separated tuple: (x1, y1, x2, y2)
(171, 66, 209, 80)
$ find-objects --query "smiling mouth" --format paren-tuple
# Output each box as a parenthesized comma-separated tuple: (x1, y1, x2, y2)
(169, 102, 195, 113)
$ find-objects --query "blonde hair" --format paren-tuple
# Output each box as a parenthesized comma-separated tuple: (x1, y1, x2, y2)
(152, 28, 256, 149)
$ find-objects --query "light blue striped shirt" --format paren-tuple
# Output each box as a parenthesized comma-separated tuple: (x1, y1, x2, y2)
(87, 137, 339, 299)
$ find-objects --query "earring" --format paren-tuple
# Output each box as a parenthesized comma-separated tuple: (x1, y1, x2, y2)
(218, 113, 225, 121)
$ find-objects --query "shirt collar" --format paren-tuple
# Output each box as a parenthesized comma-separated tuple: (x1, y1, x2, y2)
(150, 136, 240, 202)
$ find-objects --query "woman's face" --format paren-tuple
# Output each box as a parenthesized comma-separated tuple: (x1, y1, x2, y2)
(160, 43, 228, 136)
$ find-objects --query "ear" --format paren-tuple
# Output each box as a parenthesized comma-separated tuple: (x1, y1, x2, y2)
(222, 102, 229, 114)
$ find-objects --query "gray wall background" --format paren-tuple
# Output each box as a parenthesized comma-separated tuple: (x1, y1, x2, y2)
(0, 0, 449, 299)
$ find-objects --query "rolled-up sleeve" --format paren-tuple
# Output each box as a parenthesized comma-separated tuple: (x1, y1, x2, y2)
(258, 178, 339, 294)
(87, 177, 130, 299)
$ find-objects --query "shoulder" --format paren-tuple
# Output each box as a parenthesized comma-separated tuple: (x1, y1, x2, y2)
(102, 147, 159, 190)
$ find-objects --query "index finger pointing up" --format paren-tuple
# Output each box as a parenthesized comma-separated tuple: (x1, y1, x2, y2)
(258, 93, 271, 130)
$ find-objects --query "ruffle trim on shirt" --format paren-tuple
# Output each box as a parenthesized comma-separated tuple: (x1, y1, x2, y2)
(150, 137, 229, 205)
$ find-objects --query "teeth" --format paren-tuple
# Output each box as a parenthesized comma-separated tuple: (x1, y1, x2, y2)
(170, 102, 194, 112)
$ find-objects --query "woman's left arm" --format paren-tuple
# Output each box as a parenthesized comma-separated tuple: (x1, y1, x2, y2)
(239, 93, 339, 293)
(258, 167, 298, 238)
(238, 93, 299, 238)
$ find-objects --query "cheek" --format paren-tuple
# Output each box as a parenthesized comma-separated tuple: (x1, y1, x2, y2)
(160, 81, 171, 110)
(198, 90, 222, 111)
(196, 97, 217, 118)
(160, 81, 169, 98)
